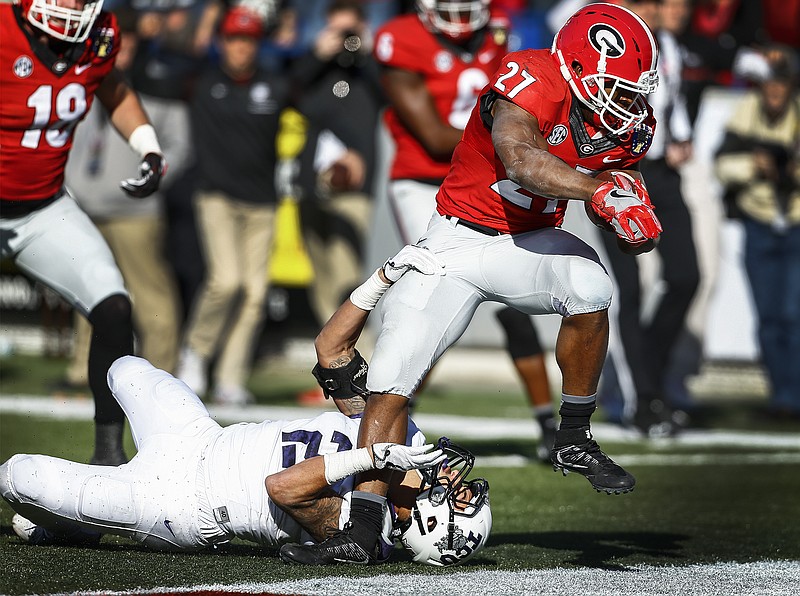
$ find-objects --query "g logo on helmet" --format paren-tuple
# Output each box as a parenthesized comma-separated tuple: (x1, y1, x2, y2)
(588, 24, 626, 58)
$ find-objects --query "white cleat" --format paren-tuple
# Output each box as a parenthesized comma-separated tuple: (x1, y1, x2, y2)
(12, 513, 101, 546)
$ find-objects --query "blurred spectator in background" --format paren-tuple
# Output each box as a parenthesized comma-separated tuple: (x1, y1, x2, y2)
(679, 0, 770, 123)
(194, 0, 280, 56)
(281, 0, 404, 53)
(128, 1, 205, 318)
(597, 0, 700, 437)
(193, 0, 300, 71)
(130, 1, 202, 100)
(373, 0, 556, 461)
(175, 6, 290, 405)
(63, 10, 187, 385)
(290, 0, 384, 329)
(714, 48, 800, 420)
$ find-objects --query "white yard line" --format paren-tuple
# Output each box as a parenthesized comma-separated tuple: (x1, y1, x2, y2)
(2, 395, 800, 452)
(42, 561, 800, 596)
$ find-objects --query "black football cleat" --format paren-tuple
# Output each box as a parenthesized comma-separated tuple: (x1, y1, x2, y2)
(550, 427, 635, 495)
(279, 524, 374, 565)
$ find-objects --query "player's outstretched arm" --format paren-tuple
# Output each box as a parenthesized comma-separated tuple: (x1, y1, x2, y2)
(314, 246, 444, 417)
(317, 245, 444, 365)
(265, 443, 444, 542)
(96, 69, 166, 198)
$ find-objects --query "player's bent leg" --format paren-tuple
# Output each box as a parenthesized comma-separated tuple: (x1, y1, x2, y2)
(1, 454, 107, 546)
(551, 310, 635, 495)
(87, 293, 135, 466)
(108, 356, 219, 450)
(2, 451, 211, 551)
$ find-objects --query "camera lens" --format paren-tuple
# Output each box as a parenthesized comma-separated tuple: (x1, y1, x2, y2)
(342, 30, 361, 53)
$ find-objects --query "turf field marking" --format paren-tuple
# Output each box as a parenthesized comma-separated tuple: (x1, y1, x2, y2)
(41, 560, 800, 596)
(2, 395, 799, 451)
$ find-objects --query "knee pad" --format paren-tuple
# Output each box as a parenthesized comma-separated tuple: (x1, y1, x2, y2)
(108, 355, 151, 383)
(1, 455, 75, 514)
(312, 350, 369, 399)
(79, 476, 137, 526)
(1, 455, 51, 505)
(495, 307, 542, 359)
(558, 258, 613, 315)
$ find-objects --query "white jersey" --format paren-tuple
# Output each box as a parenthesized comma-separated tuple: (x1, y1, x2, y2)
(0, 357, 425, 553)
(203, 413, 424, 548)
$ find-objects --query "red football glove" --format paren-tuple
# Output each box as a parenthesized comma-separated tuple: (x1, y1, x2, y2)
(609, 170, 653, 208)
(590, 174, 662, 244)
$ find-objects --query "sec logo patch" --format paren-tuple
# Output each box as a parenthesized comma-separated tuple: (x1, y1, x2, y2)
(547, 124, 568, 146)
(13, 55, 33, 78)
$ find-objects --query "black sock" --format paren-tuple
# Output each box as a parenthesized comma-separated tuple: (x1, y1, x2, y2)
(558, 398, 597, 430)
(536, 411, 556, 432)
(348, 491, 386, 551)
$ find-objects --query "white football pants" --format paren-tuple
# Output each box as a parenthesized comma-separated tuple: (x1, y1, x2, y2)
(0, 193, 128, 316)
(0, 357, 227, 550)
(367, 213, 613, 397)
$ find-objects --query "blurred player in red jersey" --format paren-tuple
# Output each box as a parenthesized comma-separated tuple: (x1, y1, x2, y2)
(0, 0, 167, 465)
(373, 0, 558, 463)
(280, 2, 662, 565)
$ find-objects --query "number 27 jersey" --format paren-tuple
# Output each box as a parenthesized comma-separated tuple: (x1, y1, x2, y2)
(0, 6, 119, 201)
(437, 49, 656, 234)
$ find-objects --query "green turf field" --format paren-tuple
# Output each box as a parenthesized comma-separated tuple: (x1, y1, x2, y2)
(2, 354, 800, 595)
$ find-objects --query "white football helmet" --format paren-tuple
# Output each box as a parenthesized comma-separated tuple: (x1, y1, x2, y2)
(416, 0, 490, 41)
(395, 438, 492, 566)
(17, 0, 105, 44)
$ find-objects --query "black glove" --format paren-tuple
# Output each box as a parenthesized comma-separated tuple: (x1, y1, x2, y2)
(120, 153, 166, 198)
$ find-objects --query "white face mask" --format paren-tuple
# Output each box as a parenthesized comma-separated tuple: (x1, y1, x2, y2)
(25, 0, 105, 44)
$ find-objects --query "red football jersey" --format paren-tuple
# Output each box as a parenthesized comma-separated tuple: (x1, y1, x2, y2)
(0, 6, 119, 201)
(373, 12, 509, 182)
(437, 49, 657, 234)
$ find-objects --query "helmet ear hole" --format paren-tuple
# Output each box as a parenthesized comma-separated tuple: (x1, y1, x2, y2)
(572, 61, 583, 76)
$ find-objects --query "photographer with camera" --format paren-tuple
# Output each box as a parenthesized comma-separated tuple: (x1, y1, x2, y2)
(288, 0, 384, 332)
(715, 46, 800, 420)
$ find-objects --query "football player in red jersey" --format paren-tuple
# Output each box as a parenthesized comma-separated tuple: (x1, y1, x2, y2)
(0, 0, 167, 465)
(373, 0, 558, 464)
(280, 3, 663, 565)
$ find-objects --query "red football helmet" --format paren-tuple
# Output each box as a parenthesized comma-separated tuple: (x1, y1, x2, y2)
(16, 0, 104, 44)
(551, 2, 659, 135)
(416, 0, 490, 41)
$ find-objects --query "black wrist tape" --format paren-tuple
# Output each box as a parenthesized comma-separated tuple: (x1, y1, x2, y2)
(311, 350, 369, 399)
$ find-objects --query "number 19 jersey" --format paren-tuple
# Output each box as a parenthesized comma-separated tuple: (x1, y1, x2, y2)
(0, 6, 118, 201)
(437, 49, 656, 234)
